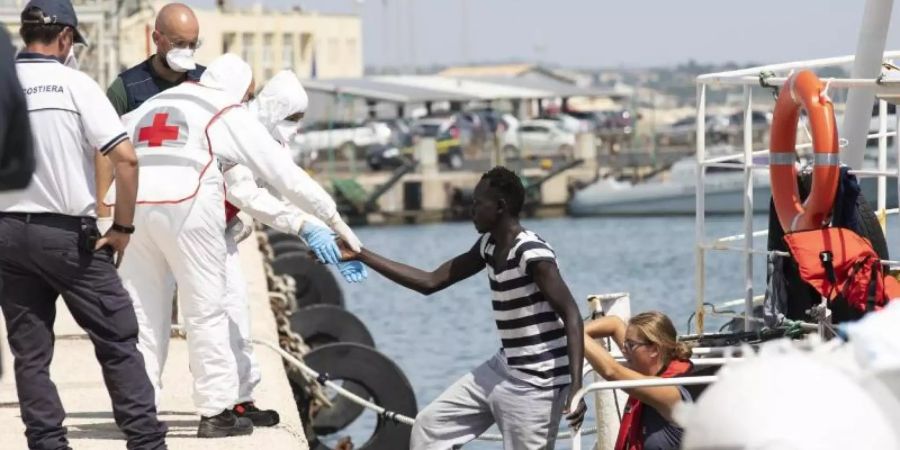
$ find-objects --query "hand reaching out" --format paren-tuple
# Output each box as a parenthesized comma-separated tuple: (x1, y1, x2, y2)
(299, 221, 341, 265)
(336, 239, 360, 261)
(338, 260, 367, 283)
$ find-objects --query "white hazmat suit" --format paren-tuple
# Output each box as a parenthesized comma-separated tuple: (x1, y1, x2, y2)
(679, 333, 900, 450)
(221, 70, 329, 403)
(116, 54, 360, 416)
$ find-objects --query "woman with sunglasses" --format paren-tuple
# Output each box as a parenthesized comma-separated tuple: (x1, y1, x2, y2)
(584, 311, 693, 450)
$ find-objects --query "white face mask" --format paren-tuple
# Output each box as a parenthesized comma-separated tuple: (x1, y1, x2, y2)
(274, 120, 299, 144)
(64, 46, 79, 70)
(165, 47, 196, 72)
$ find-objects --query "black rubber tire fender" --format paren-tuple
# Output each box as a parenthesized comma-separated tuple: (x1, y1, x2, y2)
(271, 253, 344, 309)
(290, 305, 375, 433)
(297, 343, 418, 450)
(272, 240, 310, 258)
(290, 304, 374, 348)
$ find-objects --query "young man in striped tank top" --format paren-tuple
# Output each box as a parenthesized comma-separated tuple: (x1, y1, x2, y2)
(340, 167, 586, 449)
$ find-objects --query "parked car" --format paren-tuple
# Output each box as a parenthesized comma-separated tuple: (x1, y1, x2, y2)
(726, 110, 771, 131)
(292, 120, 390, 163)
(723, 110, 772, 144)
(535, 113, 589, 134)
(366, 143, 410, 171)
(501, 119, 577, 160)
(373, 118, 415, 149)
(595, 109, 636, 135)
(496, 113, 520, 148)
(564, 110, 605, 133)
(411, 115, 466, 169)
(657, 114, 730, 147)
(466, 108, 503, 133)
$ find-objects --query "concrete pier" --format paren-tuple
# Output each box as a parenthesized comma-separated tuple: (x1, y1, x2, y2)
(0, 233, 308, 449)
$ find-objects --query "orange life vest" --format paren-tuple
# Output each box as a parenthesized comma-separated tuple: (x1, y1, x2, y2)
(615, 359, 692, 450)
(783, 227, 899, 313)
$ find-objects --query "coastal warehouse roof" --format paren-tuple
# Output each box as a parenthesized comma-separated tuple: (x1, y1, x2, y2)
(465, 76, 629, 99)
(302, 75, 623, 104)
(437, 64, 593, 86)
(438, 63, 539, 78)
(302, 77, 475, 103)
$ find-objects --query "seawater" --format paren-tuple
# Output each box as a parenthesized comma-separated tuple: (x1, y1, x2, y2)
(324, 216, 899, 449)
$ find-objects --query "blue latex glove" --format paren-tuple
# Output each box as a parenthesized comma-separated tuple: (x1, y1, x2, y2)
(338, 260, 368, 283)
(299, 222, 340, 265)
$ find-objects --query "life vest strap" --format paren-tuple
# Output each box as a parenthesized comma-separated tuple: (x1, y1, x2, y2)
(867, 260, 879, 312)
(819, 251, 837, 294)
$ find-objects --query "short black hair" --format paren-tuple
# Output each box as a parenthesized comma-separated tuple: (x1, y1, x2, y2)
(20, 7, 66, 46)
(480, 166, 525, 216)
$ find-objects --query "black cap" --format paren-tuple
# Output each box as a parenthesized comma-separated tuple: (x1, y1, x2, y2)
(21, 0, 87, 45)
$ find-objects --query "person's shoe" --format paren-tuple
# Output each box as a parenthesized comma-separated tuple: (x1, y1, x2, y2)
(197, 409, 254, 438)
(233, 401, 281, 427)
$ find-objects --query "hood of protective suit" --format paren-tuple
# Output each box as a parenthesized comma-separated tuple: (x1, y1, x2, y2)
(199, 53, 253, 104)
(249, 70, 309, 134)
(680, 347, 900, 450)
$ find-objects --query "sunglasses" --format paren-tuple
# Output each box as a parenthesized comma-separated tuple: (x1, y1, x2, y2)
(623, 339, 651, 353)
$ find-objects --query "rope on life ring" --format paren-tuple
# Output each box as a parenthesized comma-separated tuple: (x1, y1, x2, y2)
(769, 70, 841, 232)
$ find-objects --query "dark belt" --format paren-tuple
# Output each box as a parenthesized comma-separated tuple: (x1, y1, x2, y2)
(0, 212, 101, 251)
(0, 212, 96, 227)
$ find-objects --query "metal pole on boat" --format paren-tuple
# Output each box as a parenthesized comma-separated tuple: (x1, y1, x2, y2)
(878, 98, 888, 229)
(841, 0, 894, 170)
(586, 294, 631, 450)
(742, 86, 754, 332)
(695, 84, 708, 335)
(885, 113, 900, 222)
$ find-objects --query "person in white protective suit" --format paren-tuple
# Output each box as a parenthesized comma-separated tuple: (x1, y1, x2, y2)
(220, 70, 368, 427)
(114, 53, 362, 438)
(679, 341, 900, 450)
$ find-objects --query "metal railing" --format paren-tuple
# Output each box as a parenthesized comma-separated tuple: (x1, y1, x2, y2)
(569, 376, 719, 450)
(693, 52, 900, 335)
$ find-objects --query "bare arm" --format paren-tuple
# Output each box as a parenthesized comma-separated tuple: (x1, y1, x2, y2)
(531, 261, 586, 426)
(94, 139, 138, 265)
(94, 151, 114, 217)
(106, 140, 137, 226)
(352, 245, 485, 295)
(585, 315, 627, 350)
(583, 337, 684, 422)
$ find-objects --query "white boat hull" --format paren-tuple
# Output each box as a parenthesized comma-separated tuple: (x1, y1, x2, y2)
(568, 178, 772, 216)
(568, 175, 897, 217)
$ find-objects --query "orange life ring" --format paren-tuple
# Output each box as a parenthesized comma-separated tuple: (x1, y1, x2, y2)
(769, 70, 841, 232)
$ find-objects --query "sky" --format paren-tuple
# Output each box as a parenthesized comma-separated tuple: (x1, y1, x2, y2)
(195, 0, 900, 70)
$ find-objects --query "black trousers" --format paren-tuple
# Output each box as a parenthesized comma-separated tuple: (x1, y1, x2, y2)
(0, 213, 167, 450)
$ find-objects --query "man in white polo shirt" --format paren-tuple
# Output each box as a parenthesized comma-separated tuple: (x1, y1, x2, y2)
(0, 1, 167, 449)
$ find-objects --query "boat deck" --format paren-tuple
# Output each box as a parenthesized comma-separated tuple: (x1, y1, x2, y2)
(0, 234, 308, 449)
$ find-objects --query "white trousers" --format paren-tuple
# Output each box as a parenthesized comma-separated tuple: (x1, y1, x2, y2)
(224, 236, 261, 403)
(118, 177, 239, 417)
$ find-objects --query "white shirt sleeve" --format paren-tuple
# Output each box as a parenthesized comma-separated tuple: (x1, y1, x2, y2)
(224, 164, 314, 235)
(70, 71, 128, 154)
(209, 106, 339, 223)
